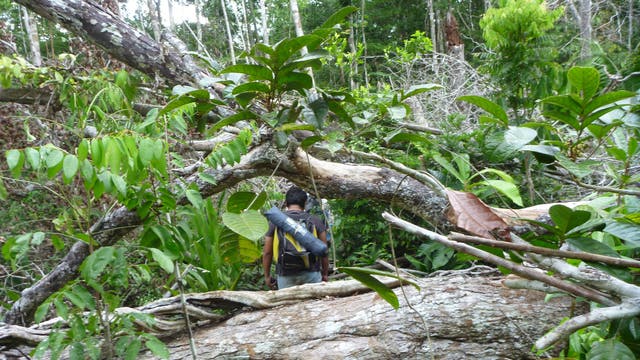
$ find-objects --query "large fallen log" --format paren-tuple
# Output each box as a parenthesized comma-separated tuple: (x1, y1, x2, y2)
(136, 274, 578, 359)
(0, 272, 580, 359)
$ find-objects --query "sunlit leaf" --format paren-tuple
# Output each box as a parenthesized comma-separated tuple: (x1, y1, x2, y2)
(222, 210, 268, 242)
(567, 66, 600, 101)
(457, 95, 508, 126)
(222, 64, 273, 81)
(149, 248, 175, 274)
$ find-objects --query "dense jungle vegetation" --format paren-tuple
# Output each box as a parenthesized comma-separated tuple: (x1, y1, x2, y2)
(0, 0, 639, 358)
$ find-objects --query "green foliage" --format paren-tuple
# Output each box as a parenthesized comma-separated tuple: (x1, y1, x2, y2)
(478, 0, 563, 117)
(338, 267, 419, 309)
(385, 30, 433, 62)
(480, 0, 561, 50)
(432, 152, 523, 206)
(542, 66, 636, 160)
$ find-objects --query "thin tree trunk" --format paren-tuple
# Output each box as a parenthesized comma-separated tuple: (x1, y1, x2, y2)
(20, 6, 41, 66)
(289, 0, 315, 87)
(427, 0, 436, 53)
(348, 14, 358, 90)
(166, 0, 175, 30)
(221, 0, 236, 65)
(579, 0, 592, 61)
(147, 0, 162, 43)
(240, 0, 253, 51)
(628, 0, 633, 52)
(360, 0, 369, 87)
(195, 0, 203, 52)
(258, 0, 269, 44)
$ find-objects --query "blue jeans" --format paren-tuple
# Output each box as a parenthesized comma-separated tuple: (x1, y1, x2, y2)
(277, 271, 321, 289)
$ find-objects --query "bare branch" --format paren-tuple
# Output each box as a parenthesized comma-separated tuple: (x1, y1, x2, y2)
(449, 232, 640, 268)
(535, 299, 640, 350)
(382, 212, 617, 306)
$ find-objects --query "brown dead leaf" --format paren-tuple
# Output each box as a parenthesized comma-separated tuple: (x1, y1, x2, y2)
(446, 189, 509, 239)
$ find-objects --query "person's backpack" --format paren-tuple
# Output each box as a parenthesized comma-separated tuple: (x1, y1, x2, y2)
(273, 213, 319, 275)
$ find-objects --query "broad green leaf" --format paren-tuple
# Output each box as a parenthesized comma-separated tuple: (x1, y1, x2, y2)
(401, 83, 442, 101)
(604, 221, 640, 247)
(211, 110, 257, 132)
(549, 205, 591, 235)
(25, 147, 40, 169)
(301, 135, 324, 148)
(149, 248, 174, 274)
(566, 237, 620, 258)
(542, 109, 580, 130)
(386, 105, 407, 120)
(90, 138, 103, 167)
(171, 85, 198, 95)
(584, 90, 636, 115)
(567, 66, 600, 101)
(81, 246, 116, 281)
(277, 71, 313, 92)
(77, 139, 89, 161)
(138, 138, 154, 167)
(302, 97, 329, 128)
(234, 91, 259, 108)
(62, 155, 79, 182)
(473, 179, 523, 206)
(586, 339, 635, 360)
(342, 269, 398, 309)
(432, 153, 465, 184)
(275, 35, 323, 66)
(457, 95, 508, 125)
(542, 95, 583, 116)
(385, 132, 432, 145)
(226, 191, 267, 213)
(503, 126, 537, 150)
(232, 81, 271, 95)
(222, 210, 268, 242)
(338, 267, 418, 310)
(520, 144, 559, 163)
(44, 148, 64, 169)
(185, 189, 203, 209)
(159, 95, 198, 115)
(555, 153, 599, 178)
(318, 6, 358, 29)
(111, 174, 127, 197)
(238, 237, 262, 263)
(221, 64, 273, 81)
(34, 299, 51, 324)
(6, 149, 23, 177)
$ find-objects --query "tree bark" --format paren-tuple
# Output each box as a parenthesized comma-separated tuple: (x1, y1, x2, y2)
(0, 275, 581, 359)
(20, 6, 41, 66)
(579, 0, 592, 61)
(220, 0, 236, 65)
(136, 275, 577, 359)
(13, 0, 202, 86)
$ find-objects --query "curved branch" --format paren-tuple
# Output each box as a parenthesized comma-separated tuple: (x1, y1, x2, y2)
(535, 300, 640, 350)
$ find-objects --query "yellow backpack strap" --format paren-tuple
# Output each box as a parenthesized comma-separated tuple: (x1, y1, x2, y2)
(273, 229, 280, 263)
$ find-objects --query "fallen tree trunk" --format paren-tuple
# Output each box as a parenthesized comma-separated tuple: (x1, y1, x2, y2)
(0, 273, 581, 359)
(139, 274, 577, 359)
